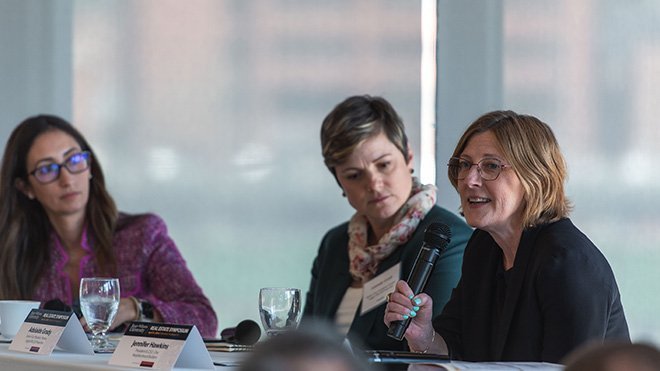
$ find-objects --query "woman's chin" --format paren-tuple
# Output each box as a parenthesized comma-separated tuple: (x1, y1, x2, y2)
(463, 214, 486, 230)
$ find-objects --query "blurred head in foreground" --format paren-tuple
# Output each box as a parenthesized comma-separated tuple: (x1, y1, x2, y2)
(239, 323, 373, 371)
(563, 341, 660, 371)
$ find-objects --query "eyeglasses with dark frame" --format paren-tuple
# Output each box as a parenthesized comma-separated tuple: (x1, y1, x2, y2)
(447, 156, 510, 181)
(29, 151, 92, 184)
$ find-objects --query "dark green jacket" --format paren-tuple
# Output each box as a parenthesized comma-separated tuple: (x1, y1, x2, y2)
(302, 205, 472, 351)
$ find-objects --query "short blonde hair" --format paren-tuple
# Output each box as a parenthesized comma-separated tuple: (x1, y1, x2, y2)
(448, 110, 572, 227)
(321, 95, 409, 176)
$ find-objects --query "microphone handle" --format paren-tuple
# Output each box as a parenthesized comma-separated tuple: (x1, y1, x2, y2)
(387, 245, 441, 341)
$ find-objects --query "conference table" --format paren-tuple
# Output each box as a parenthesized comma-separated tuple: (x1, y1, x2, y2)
(0, 342, 245, 370)
(1, 341, 564, 370)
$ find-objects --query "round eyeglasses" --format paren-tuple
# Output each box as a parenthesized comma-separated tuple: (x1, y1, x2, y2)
(447, 157, 510, 181)
(29, 151, 91, 184)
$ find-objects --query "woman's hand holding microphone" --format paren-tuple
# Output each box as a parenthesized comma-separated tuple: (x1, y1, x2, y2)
(384, 280, 446, 354)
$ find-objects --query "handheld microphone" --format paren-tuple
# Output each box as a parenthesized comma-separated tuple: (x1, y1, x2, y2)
(220, 319, 261, 345)
(387, 222, 451, 341)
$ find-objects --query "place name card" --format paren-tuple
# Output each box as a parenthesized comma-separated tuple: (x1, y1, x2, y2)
(9, 309, 93, 355)
(109, 322, 213, 370)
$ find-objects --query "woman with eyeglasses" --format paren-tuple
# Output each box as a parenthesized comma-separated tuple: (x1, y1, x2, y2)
(384, 110, 629, 362)
(0, 115, 218, 337)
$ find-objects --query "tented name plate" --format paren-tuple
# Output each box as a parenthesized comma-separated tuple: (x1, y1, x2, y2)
(9, 309, 93, 355)
(109, 322, 213, 370)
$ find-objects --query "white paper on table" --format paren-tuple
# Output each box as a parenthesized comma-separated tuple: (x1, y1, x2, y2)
(408, 361, 563, 370)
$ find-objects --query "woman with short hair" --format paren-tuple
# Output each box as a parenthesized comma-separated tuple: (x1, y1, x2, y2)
(385, 110, 629, 362)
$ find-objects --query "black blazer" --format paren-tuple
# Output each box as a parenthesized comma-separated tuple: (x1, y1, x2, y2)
(433, 218, 629, 363)
(302, 205, 472, 351)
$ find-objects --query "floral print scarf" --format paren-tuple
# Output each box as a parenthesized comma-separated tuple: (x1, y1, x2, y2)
(348, 177, 437, 283)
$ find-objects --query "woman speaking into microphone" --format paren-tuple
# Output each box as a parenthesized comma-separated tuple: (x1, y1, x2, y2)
(302, 95, 472, 351)
(384, 110, 629, 362)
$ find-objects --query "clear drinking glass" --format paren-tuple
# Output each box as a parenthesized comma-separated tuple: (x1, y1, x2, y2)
(79, 277, 120, 352)
(258, 287, 301, 337)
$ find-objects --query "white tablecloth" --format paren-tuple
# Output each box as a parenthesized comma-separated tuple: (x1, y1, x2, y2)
(1, 342, 565, 371)
(0, 342, 246, 370)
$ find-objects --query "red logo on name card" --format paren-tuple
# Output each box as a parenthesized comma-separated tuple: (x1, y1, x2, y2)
(29, 346, 40, 352)
(139, 360, 155, 368)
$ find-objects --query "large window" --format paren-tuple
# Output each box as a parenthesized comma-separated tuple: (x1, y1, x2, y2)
(72, 0, 424, 332)
(436, 1, 660, 343)
(4, 0, 655, 345)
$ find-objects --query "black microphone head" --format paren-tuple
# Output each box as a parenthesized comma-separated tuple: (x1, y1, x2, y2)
(221, 319, 261, 345)
(424, 222, 451, 250)
(235, 319, 261, 345)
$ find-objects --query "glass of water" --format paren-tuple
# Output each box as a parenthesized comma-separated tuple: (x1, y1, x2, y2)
(258, 287, 301, 337)
(79, 277, 120, 352)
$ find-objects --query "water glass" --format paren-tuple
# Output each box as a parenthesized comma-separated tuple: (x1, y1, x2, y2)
(258, 287, 301, 337)
(79, 277, 120, 352)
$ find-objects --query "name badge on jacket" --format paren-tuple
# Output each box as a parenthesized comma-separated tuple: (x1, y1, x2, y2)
(361, 263, 401, 315)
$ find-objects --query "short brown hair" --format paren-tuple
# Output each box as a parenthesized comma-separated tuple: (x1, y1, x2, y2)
(321, 95, 409, 177)
(448, 110, 571, 227)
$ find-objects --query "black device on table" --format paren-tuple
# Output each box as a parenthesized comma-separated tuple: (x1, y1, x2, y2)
(366, 350, 450, 371)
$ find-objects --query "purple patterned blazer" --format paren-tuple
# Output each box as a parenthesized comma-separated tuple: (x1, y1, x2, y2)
(31, 212, 218, 337)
